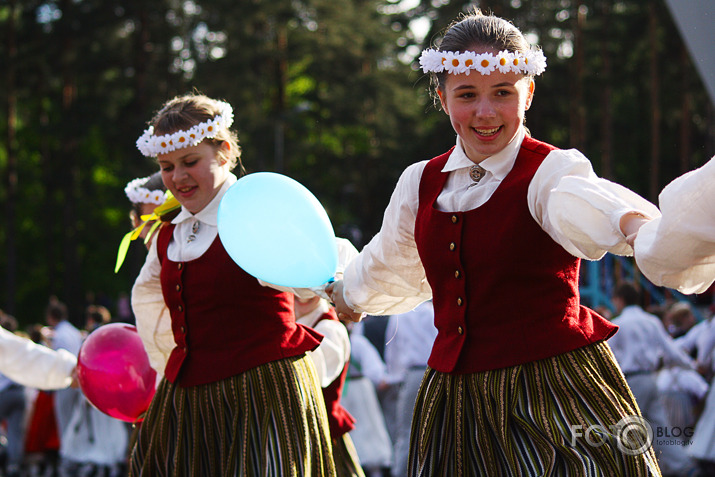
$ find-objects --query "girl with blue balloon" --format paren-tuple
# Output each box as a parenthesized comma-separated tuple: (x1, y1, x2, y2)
(129, 93, 337, 476)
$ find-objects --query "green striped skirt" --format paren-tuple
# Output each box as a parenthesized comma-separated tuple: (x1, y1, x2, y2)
(129, 354, 336, 476)
(408, 341, 661, 476)
(332, 433, 365, 477)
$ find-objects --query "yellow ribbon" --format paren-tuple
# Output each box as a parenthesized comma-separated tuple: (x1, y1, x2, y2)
(114, 193, 181, 273)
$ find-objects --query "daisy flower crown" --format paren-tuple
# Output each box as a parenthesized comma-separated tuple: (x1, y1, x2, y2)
(125, 176, 166, 205)
(419, 48, 547, 76)
(136, 101, 234, 157)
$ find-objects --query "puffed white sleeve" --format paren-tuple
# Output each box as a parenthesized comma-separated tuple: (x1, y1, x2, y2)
(131, 238, 175, 376)
(307, 319, 350, 387)
(342, 162, 433, 315)
(0, 327, 77, 390)
(634, 156, 715, 294)
(528, 148, 661, 260)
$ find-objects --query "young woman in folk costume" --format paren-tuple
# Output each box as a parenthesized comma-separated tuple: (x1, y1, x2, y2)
(328, 10, 664, 476)
(129, 93, 336, 476)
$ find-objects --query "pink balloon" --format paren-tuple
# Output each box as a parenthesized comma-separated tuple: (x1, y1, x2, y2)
(77, 323, 157, 422)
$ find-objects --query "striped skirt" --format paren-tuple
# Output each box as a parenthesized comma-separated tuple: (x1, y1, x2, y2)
(332, 433, 365, 477)
(408, 341, 661, 476)
(128, 354, 336, 477)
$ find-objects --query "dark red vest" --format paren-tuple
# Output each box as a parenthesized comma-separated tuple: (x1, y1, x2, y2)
(157, 224, 323, 386)
(414, 136, 617, 374)
(314, 308, 355, 438)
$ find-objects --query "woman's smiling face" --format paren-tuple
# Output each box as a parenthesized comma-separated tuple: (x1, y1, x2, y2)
(437, 50, 534, 164)
(158, 141, 229, 214)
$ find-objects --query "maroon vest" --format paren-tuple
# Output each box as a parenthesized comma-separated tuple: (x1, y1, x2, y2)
(414, 136, 617, 374)
(157, 224, 323, 386)
(315, 308, 355, 438)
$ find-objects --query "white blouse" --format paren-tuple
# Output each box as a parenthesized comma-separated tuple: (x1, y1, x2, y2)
(343, 126, 661, 316)
(634, 155, 715, 294)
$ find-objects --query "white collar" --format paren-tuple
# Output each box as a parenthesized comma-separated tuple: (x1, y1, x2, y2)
(442, 127, 526, 181)
(172, 173, 237, 226)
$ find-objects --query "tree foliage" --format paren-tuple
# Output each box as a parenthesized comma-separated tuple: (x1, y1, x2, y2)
(1, 0, 712, 325)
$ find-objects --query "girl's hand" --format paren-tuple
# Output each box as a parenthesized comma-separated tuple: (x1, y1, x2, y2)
(325, 280, 365, 323)
(620, 211, 652, 247)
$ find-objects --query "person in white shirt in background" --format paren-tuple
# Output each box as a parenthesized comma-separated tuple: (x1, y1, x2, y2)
(656, 366, 709, 444)
(382, 301, 437, 477)
(655, 302, 710, 448)
(679, 310, 715, 472)
(609, 281, 701, 476)
(44, 300, 84, 445)
(342, 321, 393, 477)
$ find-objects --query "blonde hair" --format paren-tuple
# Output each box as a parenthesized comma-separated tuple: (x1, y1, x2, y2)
(150, 93, 245, 176)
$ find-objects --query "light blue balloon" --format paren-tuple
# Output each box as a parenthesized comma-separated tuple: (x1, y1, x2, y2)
(217, 172, 339, 288)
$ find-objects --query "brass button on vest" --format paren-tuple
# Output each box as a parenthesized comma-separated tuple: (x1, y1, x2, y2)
(458, 326, 464, 335)
(457, 297, 463, 306)
(454, 270, 461, 279)
(449, 242, 456, 251)
(451, 215, 458, 224)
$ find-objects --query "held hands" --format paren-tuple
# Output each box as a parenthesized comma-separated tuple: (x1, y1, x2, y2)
(619, 211, 652, 247)
(325, 280, 365, 323)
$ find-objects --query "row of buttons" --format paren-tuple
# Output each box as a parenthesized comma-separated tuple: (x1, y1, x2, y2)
(451, 215, 465, 336)
(175, 262, 188, 352)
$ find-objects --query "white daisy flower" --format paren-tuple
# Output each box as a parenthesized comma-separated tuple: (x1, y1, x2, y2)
(149, 190, 165, 204)
(495, 51, 515, 74)
(459, 51, 478, 76)
(419, 49, 445, 73)
(527, 50, 547, 76)
(442, 51, 461, 74)
(475, 53, 496, 75)
(173, 130, 190, 148)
